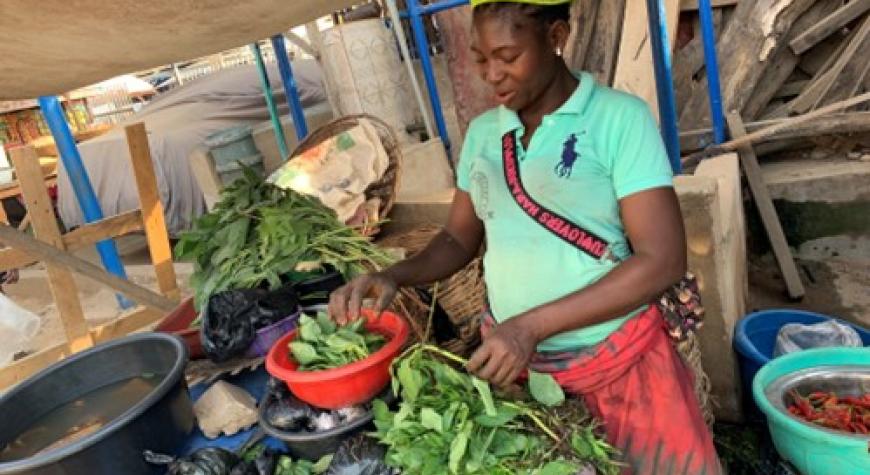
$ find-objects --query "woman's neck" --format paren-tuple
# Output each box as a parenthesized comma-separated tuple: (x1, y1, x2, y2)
(518, 66, 579, 147)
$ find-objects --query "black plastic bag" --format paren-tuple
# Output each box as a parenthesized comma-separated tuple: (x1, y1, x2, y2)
(144, 447, 239, 475)
(326, 434, 396, 475)
(262, 378, 316, 431)
(202, 284, 299, 362)
(228, 449, 277, 475)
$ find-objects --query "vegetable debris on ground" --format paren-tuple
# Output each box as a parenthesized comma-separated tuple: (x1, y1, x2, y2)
(175, 168, 394, 310)
(372, 344, 621, 475)
(788, 390, 870, 434)
(290, 313, 387, 371)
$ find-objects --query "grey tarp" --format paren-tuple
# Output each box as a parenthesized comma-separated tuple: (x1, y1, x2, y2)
(56, 59, 329, 236)
(0, 0, 363, 100)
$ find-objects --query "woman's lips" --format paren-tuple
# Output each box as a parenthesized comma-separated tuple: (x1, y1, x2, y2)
(495, 90, 516, 104)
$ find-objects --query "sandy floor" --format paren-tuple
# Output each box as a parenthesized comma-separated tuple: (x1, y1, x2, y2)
(3, 235, 193, 360)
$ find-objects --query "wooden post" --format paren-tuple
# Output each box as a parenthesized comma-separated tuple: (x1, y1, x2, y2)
(124, 123, 180, 302)
(583, 0, 625, 86)
(8, 146, 94, 351)
(726, 113, 805, 300)
(789, 0, 870, 54)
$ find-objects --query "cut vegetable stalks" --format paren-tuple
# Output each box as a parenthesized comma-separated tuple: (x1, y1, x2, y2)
(372, 344, 621, 475)
(290, 313, 387, 371)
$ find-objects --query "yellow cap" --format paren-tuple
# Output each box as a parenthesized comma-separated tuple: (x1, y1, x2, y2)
(470, 0, 572, 8)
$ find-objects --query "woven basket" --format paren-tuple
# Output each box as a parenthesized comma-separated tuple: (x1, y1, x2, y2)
(379, 225, 486, 356)
(287, 113, 402, 223)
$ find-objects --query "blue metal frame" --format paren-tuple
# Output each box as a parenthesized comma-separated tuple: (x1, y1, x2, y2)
(698, 0, 726, 144)
(38, 96, 132, 309)
(405, 0, 456, 160)
(270, 35, 309, 141)
(251, 43, 290, 159)
(646, 0, 681, 173)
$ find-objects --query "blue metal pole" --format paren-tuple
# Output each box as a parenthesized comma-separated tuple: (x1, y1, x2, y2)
(270, 35, 308, 140)
(646, 0, 681, 173)
(418, 0, 469, 15)
(407, 0, 453, 164)
(251, 43, 290, 159)
(699, 0, 726, 144)
(38, 96, 132, 309)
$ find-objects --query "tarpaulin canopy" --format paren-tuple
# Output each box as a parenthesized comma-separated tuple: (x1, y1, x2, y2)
(0, 0, 362, 100)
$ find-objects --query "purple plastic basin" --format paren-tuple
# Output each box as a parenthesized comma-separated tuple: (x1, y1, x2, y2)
(245, 311, 302, 358)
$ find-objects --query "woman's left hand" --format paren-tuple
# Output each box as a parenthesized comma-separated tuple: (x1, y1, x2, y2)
(467, 316, 539, 388)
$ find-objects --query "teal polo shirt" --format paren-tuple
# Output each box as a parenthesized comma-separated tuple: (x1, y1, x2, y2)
(456, 72, 674, 351)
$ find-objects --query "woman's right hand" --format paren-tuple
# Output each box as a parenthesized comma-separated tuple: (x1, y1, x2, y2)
(328, 272, 399, 325)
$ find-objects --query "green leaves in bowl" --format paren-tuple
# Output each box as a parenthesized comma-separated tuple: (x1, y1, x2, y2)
(289, 313, 387, 371)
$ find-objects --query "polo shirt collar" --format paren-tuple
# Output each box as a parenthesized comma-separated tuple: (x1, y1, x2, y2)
(497, 71, 595, 136)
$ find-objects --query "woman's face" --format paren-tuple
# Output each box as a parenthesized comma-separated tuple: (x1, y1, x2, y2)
(470, 9, 562, 111)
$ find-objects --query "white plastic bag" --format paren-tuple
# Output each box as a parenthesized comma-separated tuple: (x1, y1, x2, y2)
(774, 320, 862, 357)
(0, 293, 41, 367)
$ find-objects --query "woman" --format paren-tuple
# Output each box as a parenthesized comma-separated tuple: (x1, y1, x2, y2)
(330, 1, 721, 473)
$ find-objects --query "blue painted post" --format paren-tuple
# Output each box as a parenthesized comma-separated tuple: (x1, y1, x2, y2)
(270, 35, 308, 141)
(407, 0, 453, 164)
(646, 0, 682, 173)
(38, 96, 132, 309)
(699, 0, 727, 144)
(251, 43, 290, 160)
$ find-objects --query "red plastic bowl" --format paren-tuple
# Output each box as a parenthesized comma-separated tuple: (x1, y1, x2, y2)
(154, 296, 205, 359)
(265, 309, 409, 409)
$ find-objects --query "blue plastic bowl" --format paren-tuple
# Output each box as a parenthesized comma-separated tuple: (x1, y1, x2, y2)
(734, 309, 870, 414)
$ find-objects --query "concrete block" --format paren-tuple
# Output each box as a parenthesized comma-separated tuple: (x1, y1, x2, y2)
(756, 157, 870, 260)
(675, 153, 748, 422)
(193, 381, 258, 439)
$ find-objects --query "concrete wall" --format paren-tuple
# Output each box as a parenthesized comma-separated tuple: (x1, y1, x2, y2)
(675, 153, 748, 422)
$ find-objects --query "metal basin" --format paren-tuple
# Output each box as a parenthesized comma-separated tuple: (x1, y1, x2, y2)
(0, 333, 194, 475)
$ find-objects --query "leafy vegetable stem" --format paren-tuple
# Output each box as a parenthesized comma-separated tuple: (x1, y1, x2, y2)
(420, 344, 469, 366)
(503, 402, 560, 443)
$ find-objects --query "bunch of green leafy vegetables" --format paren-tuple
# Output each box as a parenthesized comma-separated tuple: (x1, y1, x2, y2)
(290, 313, 387, 371)
(372, 344, 621, 475)
(273, 454, 332, 475)
(175, 168, 394, 310)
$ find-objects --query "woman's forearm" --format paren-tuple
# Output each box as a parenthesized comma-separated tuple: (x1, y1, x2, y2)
(381, 229, 479, 287)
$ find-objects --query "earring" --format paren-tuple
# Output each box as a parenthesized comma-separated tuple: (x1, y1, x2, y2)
(555, 46, 563, 57)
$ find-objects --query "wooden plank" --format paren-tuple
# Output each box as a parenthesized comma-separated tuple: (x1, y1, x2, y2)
(0, 247, 38, 271)
(0, 224, 177, 313)
(680, 0, 816, 127)
(774, 80, 810, 99)
(815, 15, 870, 108)
(789, 16, 870, 114)
(583, 0, 625, 86)
(564, 0, 599, 72)
(726, 113, 804, 300)
(613, 0, 681, 115)
(681, 111, 870, 152)
(61, 210, 144, 251)
(674, 9, 724, 114)
(0, 343, 70, 390)
(125, 123, 180, 302)
(789, 0, 870, 54)
(9, 146, 93, 352)
(742, 0, 842, 120)
(90, 306, 165, 343)
(680, 0, 737, 11)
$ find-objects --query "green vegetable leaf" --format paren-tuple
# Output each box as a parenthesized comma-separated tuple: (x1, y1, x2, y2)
(529, 371, 565, 407)
(397, 358, 423, 402)
(474, 404, 520, 427)
(299, 316, 323, 342)
(311, 454, 333, 473)
(289, 342, 319, 365)
(471, 377, 497, 416)
(448, 422, 472, 473)
(420, 407, 444, 433)
(537, 460, 580, 475)
(316, 312, 337, 334)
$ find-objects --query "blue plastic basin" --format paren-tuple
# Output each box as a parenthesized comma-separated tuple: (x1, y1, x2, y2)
(734, 309, 870, 414)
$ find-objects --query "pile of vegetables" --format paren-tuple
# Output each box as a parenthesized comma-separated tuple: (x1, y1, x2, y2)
(290, 313, 387, 371)
(788, 390, 870, 434)
(372, 344, 621, 475)
(175, 168, 394, 310)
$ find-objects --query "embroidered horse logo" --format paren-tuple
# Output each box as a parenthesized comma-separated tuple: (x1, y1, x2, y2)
(555, 132, 583, 178)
